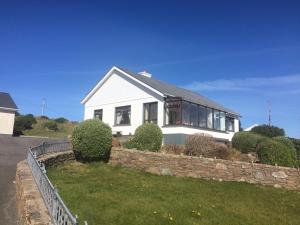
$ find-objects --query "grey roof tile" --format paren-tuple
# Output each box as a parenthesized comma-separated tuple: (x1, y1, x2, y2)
(118, 66, 239, 116)
(0, 92, 18, 110)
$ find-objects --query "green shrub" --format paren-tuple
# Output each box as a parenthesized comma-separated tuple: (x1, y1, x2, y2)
(232, 132, 266, 153)
(258, 139, 296, 167)
(272, 136, 295, 150)
(43, 120, 58, 131)
(40, 115, 49, 120)
(71, 119, 112, 162)
(185, 134, 215, 157)
(290, 138, 300, 160)
(251, 124, 285, 138)
(54, 117, 68, 123)
(13, 114, 37, 135)
(123, 138, 137, 149)
(131, 123, 163, 151)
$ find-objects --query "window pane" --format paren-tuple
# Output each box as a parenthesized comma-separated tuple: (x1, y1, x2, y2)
(182, 101, 190, 125)
(144, 102, 157, 124)
(190, 103, 198, 126)
(220, 112, 225, 131)
(166, 101, 181, 125)
(94, 109, 103, 120)
(226, 117, 234, 131)
(199, 106, 207, 128)
(207, 108, 213, 129)
(213, 110, 220, 130)
(115, 106, 131, 125)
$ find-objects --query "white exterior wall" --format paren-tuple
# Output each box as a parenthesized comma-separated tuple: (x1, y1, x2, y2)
(83, 71, 239, 141)
(162, 126, 236, 141)
(0, 109, 15, 135)
(84, 72, 164, 135)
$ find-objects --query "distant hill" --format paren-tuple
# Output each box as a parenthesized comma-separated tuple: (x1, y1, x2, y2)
(22, 116, 78, 139)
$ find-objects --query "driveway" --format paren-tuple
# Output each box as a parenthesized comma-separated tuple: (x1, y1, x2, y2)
(0, 135, 65, 225)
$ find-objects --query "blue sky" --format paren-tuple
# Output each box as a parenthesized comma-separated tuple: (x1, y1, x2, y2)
(1, 1, 299, 138)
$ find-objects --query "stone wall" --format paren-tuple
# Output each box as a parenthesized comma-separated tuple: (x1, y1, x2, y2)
(110, 147, 300, 191)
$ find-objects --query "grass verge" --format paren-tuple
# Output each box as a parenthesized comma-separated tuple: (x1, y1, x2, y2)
(48, 161, 300, 225)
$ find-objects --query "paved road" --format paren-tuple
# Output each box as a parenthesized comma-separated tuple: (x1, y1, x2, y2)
(0, 135, 65, 225)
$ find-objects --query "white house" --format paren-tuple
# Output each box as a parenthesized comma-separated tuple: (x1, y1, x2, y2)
(81, 66, 240, 144)
(0, 92, 18, 135)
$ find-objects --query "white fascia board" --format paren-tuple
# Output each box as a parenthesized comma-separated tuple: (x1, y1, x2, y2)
(81, 66, 164, 104)
(0, 107, 18, 112)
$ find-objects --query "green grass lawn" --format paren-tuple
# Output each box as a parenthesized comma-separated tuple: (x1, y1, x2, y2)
(23, 118, 76, 138)
(47, 161, 300, 225)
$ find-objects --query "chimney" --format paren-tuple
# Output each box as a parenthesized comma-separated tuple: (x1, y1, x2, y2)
(138, 71, 152, 78)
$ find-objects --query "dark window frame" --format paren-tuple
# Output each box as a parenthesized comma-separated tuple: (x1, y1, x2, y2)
(143, 101, 158, 124)
(94, 109, 103, 120)
(164, 98, 230, 133)
(226, 117, 235, 132)
(114, 105, 131, 126)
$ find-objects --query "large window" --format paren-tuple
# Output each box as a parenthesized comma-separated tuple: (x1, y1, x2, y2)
(165, 101, 181, 125)
(94, 109, 103, 120)
(164, 99, 230, 132)
(115, 105, 131, 125)
(182, 101, 198, 126)
(144, 102, 158, 124)
(213, 110, 220, 130)
(207, 108, 213, 129)
(220, 112, 226, 131)
(199, 106, 207, 128)
(226, 117, 235, 131)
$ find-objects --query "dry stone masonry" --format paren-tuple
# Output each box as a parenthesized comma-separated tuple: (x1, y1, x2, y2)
(110, 147, 300, 191)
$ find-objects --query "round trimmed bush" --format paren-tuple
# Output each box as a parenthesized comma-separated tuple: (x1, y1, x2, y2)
(232, 131, 266, 153)
(132, 123, 163, 151)
(258, 139, 296, 167)
(71, 119, 112, 162)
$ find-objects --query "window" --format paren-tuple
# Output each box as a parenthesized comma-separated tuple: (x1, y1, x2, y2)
(226, 117, 235, 131)
(165, 101, 181, 125)
(207, 108, 213, 129)
(115, 105, 131, 125)
(182, 101, 198, 126)
(213, 110, 220, 130)
(220, 112, 226, 131)
(94, 109, 103, 120)
(199, 106, 207, 128)
(144, 102, 158, 124)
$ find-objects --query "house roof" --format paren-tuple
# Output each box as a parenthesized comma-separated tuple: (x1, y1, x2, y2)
(117, 66, 239, 116)
(82, 66, 239, 116)
(0, 92, 18, 111)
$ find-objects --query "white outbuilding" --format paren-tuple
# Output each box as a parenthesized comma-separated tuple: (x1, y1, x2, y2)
(0, 92, 18, 135)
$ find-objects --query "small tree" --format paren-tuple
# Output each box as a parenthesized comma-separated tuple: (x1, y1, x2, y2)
(13, 114, 37, 135)
(54, 117, 68, 123)
(43, 121, 58, 131)
(251, 124, 285, 138)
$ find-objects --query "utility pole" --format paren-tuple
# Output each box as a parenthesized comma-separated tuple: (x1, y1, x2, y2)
(268, 101, 272, 126)
(41, 98, 46, 116)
